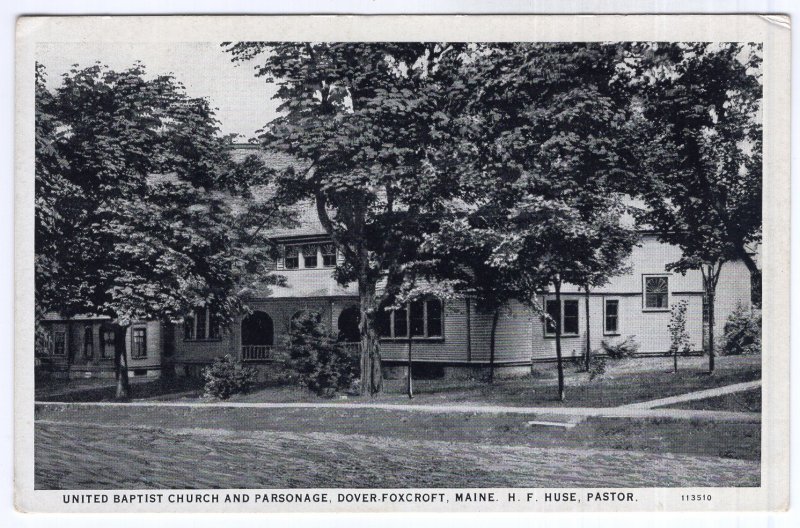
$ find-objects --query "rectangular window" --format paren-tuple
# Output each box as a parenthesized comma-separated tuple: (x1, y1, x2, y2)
(381, 300, 444, 339)
(101, 329, 115, 359)
(184, 315, 195, 340)
(209, 309, 221, 339)
(410, 300, 425, 337)
(604, 299, 619, 335)
(284, 245, 299, 269)
(545, 300, 560, 335)
(563, 300, 579, 335)
(83, 326, 94, 360)
(377, 308, 391, 337)
(394, 305, 408, 338)
(302, 244, 318, 268)
(53, 331, 66, 356)
(195, 307, 207, 340)
(427, 300, 443, 337)
(644, 275, 670, 310)
(132, 328, 147, 359)
(545, 299, 579, 336)
(321, 244, 336, 267)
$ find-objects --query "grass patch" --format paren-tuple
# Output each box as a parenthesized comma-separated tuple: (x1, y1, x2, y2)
(662, 388, 761, 413)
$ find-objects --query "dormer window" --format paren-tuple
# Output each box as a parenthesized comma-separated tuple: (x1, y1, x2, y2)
(302, 245, 318, 268)
(284, 245, 299, 269)
(281, 243, 337, 269)
(322, 244, 336, 267)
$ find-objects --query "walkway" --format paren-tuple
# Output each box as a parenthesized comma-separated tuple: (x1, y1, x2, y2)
(620, 379, 761, 410)
(34, 392, 761, 424)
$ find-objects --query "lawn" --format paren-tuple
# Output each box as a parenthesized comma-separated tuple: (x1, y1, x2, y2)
(35, 404, 760, 489)
(36, 355, 761, 408)
(223, 354, 762, 408)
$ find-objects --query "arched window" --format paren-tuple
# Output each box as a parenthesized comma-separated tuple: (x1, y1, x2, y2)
(241, 311, 274, 346)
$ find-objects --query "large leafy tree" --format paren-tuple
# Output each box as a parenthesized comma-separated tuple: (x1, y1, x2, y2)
(35, 63, 276, 398)
(425, 43, 639, 400)
(633, 43, 762, 373)
(225, 42, 468, 394)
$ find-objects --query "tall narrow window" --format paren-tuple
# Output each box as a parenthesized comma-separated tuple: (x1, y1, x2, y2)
(377, 309, 391, 337)
(427, 299, 443, 337)
(644, 275, 669, 310)
(101, 328, 115, 359)
(184, 315, 195, 340)
(284, 246, 299, 269)
(604, 299, 619, 334)
(394, 305, 408, 338)
(83, 326, 94, 360)
(53, 331, 66, 356)
(545, 300, 560, 335)
(409, 300, 425, 337)
(132, 328, 147, 359)
(563, 300, 579, 335)
(209, 309, 221, 339)
(195, 307, 207, 340)
(302, 244, 318, 268)
(321, 244, 336, 267)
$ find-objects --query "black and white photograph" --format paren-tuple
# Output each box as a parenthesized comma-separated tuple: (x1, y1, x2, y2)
(14, 14, 790, 513)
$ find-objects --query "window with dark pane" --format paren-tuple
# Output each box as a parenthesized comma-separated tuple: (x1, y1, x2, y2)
(302, 244, 318, 268)
(545, 300, 560, 335)
(184, 315, 195, 340)
(394, 305, 408, 338)
(605, 299, 619, 334)
(209, 308, 221, 339)
(101, 328, 115, 358)
(195, 307, 207, 339)
(410, 300, 425, 337)
(645, 276, 669, 309)
(426, 299, 443, 337)
(132, 328, 147, 359)
(563, 300, 579, 334)
(321, 243, 336, 267)
(83, 325, 94, 359)
(53, 331, 66, 356)
(377, 307, 391, 337)
(284, 245, 299, 269)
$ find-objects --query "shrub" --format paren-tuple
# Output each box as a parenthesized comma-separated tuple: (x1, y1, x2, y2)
(588, 357, 607, 380)
(600, 336, 639, 359)
(202, 355, 259, 400)
(286, 312, 359, 397)
(720, 304, 761, 356)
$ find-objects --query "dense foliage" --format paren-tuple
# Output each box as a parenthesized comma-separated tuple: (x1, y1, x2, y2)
(202, 355, 259, 400)
(35, 63, 278, 397)
(719, 304, 761, 356)
(285, 312, 360, 397)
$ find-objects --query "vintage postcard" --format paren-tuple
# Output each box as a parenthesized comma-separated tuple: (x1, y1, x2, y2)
(15, 15, 790, 512)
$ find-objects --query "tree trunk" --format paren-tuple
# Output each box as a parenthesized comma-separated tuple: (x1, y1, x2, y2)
(407, 338, 413, 399)
(357, 277, 382, 396)
(554, 281, 565, 402)
(673, 346, 678, 373)
(584, 286, 591, 371)
(708, 288, 716, 374)
(114, 325, 130, 400)
(488, 308, 500, 384)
